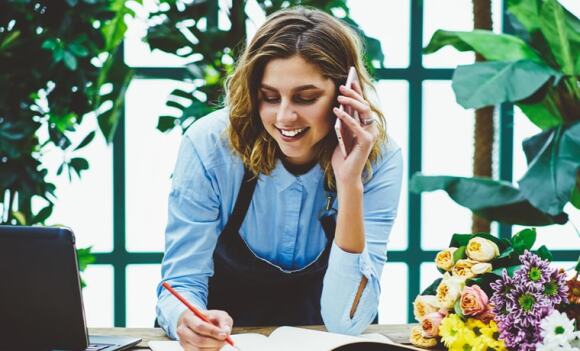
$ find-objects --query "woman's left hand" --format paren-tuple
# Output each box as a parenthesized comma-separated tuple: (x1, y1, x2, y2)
(331, 80, 379, 187)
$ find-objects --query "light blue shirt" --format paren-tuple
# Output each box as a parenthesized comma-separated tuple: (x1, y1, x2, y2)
(156, 108, 403, 338)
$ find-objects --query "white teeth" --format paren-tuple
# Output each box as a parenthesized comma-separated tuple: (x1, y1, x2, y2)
(280, 128, 306, 137)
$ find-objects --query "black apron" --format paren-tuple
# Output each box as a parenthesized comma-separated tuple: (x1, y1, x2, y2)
(206, 167, 338, 326)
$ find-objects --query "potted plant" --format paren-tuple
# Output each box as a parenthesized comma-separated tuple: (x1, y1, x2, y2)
(410, 0, 579, 226)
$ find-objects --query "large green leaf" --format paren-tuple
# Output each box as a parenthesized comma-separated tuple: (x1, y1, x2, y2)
(539, 0, 579, 75)
(424, 30, 543, 62)
(452, 60, 562, 109)
(410, 174, 568, 226)
(515, 88, 564, 130)
(571, 173, 580, 209)
(507, 0, 541, 33)
(519, 121, 580, 215)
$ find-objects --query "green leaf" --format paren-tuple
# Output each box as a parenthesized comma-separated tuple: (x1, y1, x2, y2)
(68, 42, 89, 57)
(571, 175, 580, 209)
(32, 205, 53, 224)
(410, 173, 568, 226)
(76, 246, 95, 272)
(69, 157, 89, 178)
(516, 90, 564, 130)
(507, 0, 541, 33)
(157, 116, 178, 133)
(0, 30, 21, 52)
(424, 30, 543, 62)
(63, 51, 78, 70)
(519, 122, 580, 215)
(511, 228, 537, 254)
(96, 59, 133, 143)
(73, 131, 96, 151)
(450, 234, 472, 247)
(453, 246, 466, 263)
(452, 60, 562, 109)
(535, 245, 553, 261)
(454, 299, 465, 319)
(539, 0, 576, 75)
(420, 278, 442, 296)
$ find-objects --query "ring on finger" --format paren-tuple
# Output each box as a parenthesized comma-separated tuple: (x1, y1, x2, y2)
(360, 117, 376, 126)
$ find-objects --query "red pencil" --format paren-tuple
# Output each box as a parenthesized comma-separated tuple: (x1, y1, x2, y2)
(162, 281, 235, 347)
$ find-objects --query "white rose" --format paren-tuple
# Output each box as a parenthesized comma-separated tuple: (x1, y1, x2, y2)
(466, 237, 500, 262)
(471, 262, 493, 275)
(452, 259, 478, 280)
(413, 295, 439, 321)
(436, 273, 465, 310)
(435, 247, 457, 271)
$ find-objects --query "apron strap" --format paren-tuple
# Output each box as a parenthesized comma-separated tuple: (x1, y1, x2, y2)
(222, 167, 259, 235)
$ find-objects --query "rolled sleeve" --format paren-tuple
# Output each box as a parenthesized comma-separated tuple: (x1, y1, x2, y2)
(155, 135, 222, 339)
(321, 142, 403, 335)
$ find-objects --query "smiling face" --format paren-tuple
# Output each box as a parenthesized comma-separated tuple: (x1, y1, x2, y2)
(258, 55, 337, 166)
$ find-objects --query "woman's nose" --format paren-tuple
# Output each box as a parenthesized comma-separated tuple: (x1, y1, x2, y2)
(276, 102, 298, 124)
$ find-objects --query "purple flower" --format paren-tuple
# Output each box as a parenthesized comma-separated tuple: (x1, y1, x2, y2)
(490, 251, 569, 350)
(515, 250, 552, 285)
(497, 313, 543, 350)
(507, 281, 550, 328)
(542, 267, 569, 305)
(491, 269, 515, 318)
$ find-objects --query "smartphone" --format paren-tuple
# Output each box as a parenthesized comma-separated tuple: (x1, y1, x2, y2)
(335, 66, 360, 157)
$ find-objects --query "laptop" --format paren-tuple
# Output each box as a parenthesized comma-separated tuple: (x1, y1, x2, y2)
(0, 225, 142, 351)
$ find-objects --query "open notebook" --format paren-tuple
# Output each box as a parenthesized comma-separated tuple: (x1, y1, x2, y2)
(149, 326, 424, 351)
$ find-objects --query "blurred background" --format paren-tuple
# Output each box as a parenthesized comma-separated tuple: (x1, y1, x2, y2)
(1, 0, 579, 328)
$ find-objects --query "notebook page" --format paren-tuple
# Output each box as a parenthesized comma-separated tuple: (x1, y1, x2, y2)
(266, 326, 393, 351)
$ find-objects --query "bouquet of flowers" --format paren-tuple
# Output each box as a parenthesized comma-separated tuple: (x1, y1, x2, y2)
(410, 228, 580, 351)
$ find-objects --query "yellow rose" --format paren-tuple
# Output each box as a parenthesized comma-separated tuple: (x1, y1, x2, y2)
(466, 237, 499, 262)
(435, 247, 457, 271)
(413, 295, 440, 321)
(437, 273, 465, 310)
(452, 259, 478, 280)
(471, 262, 493, 275)
(410, 325, 438, 348)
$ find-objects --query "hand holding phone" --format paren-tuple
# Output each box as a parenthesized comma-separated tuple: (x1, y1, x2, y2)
(335, 66, 360, 157)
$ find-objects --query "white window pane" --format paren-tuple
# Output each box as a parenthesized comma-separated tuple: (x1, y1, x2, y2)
(126, 264, 162, 327)
(512, 205, 580, 250)
(348, 0, 410, 68)
(33, 114, 113, 253)
(420, 262, 440, 293)
(124, 0, 194, 67)
(423, 0, 503, 68)
(421, 80, 474, 249)
(378, 263, 408, 323)
(125, 79, 186, 252)
(82, 264, 114, 327)
(376, 81, 409, 250)
(512, 106, 541, 181)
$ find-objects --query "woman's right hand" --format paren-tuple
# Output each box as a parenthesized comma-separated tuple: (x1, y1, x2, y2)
(176, 309, 234, 351)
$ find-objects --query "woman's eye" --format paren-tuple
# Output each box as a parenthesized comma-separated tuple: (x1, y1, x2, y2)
(295, 96, 318, 104)
(262, 96, 280, 103)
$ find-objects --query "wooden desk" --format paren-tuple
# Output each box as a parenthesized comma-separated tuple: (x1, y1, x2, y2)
(90, 324, 417, 350)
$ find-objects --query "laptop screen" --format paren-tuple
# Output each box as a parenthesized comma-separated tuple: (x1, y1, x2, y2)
(0, 226, 89, 350)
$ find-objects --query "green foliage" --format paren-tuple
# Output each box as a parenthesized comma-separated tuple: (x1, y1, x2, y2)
(144, 0, 386, 134)
(412, 0, 579, 226)
(0, 0, 140, 225)
(409, 174, 568, 225)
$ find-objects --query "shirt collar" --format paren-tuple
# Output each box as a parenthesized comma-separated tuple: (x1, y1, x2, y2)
(267, 159, 324, 192)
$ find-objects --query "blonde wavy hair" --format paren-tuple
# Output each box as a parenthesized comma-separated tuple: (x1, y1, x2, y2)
(225, 7, 386, 190)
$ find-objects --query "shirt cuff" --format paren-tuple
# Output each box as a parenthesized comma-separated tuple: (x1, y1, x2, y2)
(327, 240, 376, 281)
(156, 290, 205, 340)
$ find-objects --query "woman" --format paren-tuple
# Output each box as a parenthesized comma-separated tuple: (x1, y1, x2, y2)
(156, 7, 403, 351)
